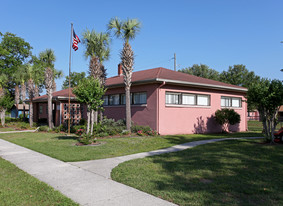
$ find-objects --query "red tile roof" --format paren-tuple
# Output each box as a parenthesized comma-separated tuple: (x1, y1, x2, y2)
(106, 67, 247, 92)
(32, 88, 76, 101)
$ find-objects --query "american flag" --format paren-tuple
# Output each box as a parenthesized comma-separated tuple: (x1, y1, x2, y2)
(72, 29, 80, 51)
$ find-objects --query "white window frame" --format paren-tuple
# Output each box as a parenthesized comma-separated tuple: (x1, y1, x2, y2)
(221, 96, 242, 108)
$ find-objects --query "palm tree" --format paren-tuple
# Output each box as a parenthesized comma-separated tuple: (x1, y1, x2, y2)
(82, 29, 110, 135)
(108, 17, 141, 131)
(26, 64, 35, 127)
(39, 49, 56, 129)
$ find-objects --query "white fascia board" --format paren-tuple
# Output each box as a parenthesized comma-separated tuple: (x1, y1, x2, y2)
(156, 78, 248, 92)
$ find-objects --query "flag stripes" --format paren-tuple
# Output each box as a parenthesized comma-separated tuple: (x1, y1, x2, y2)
(72, 29, 80, 51)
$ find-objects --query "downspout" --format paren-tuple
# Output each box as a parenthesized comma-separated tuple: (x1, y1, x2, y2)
(157, 81, 166, 134)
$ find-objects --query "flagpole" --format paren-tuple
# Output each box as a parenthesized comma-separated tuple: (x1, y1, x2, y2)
(68, 23, 73, 135)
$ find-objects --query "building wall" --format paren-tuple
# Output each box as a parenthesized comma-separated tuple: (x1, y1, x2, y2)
(158, 84, 247, 135)
(103, 84, 159, 130)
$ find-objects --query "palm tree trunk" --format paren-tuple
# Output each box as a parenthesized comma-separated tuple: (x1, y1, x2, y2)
(29, 101, 33, 127)
(47, 90, 53, 129)
(21, 83, 26, 120)
(125, 85, 131, 131)
(34, 84, 39, 98)
(15, 85, 20, 105)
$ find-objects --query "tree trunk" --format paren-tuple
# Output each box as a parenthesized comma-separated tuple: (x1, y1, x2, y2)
(125, 85, 131, 131)
(29, 101, 33, 127)
(90, 110, 94, 135)
(34, 84, 39, 98)
(15, 85, 20, 105)
(99, 110, 103, 123)
(0, 110, 6, 127)
(47, 90, 53, 129)
(21, 83, 26, 120)
(87, 110, 90, 134)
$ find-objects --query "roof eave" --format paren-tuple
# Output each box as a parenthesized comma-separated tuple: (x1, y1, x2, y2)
(156, 78, 248, 92)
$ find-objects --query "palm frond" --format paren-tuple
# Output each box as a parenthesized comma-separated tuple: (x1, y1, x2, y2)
(108, 17, 123, 38)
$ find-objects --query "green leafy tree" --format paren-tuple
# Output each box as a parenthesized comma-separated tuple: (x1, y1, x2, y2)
(73, 77, 106, 135)
(179, 64, 220, 81)
(247, 79, 283, 142)
(108, 17, 141, 131)
(0, 32, 32, 93)
(62, 72, 86, 89)
(0, 91, 14, 126)
(214, 108, 241, 133)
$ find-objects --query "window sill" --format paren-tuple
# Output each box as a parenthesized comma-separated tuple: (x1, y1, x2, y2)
(104, 104, 147, 107)
(221, 106, 242, 110)
(166, 104, 211, 108)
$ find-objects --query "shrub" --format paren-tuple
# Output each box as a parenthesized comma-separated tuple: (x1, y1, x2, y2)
(76, 129, 85, 136)
(146, 130, 158, 136)
(53, 127, 61, 133)
(137, 130, 144, 136)
(215, 108, 241, 133)
(121, 130, 130, 135)
(78, 133, 96, 145)
(97, 132, 109, 137)
(131, 125, 152, 133)
(38, 126, 49, 132)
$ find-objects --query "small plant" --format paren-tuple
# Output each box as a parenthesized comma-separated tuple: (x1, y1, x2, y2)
(38, 126, 49, 132)
(76, 129, 85, 136)
(146, 130, 158, 136)
(53, 127, 60, 133)
(121, 130, 130, 135)
(97, 132, 109, 137)
(78, 133, 95, 145)
(137, 130, 144, 136)
(131, 125, 152, 133)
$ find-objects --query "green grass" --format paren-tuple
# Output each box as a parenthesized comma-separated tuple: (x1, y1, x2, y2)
(112, 139, 283, 206)
(248, 120, 283, 132)
(0, 127, 16, 132)
(0, 131, 262, 162)
(0, 157, 78, 206)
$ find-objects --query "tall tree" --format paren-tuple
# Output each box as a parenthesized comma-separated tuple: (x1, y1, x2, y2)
(108, 17, 141, 131)
(82, 29, 110, 133)
(247, 79, 283, 142)
(26, 64, 35, 127)
(62, 72, 86, 89)
(73, 77, 106, 134)
(0, 74, 9, 126)
(0, 32, 32, 93)
(179, 64, 220, 81)
(39, 49, 56, 129)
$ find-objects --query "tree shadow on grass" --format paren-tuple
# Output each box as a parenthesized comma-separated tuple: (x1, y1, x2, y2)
(148, 139, 283, 205)
(55, 135, 78, 140)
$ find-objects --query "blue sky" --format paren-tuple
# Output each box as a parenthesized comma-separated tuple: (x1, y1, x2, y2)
(1, 0, 282, 91)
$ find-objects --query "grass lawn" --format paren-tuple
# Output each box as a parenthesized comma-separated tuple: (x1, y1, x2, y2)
(0, 131, 262, 162)
(112, 139, 283, 206)
(0, 127, 16, 132)
(0, 157, 78, 206)
(248, 120, 283, 132)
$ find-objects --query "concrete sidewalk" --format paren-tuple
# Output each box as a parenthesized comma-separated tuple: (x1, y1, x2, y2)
(0, 139, 176, 206)
(0, 137, 262, 205)
(0, 129, 37, 134)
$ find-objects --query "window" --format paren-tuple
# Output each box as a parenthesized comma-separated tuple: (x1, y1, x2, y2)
(133, 92, 147, 104)
(166, 92, 181, 104)
(166, 92, 210, 106)
(103, 96, 108, 105)
(39, 106, 43, 114)
(182, 94, 195, 105)
(109, 94, 120, 105)
(197, 95, 210, 106)
(221, 96, 241, 108)
(121, 94, 126, 105)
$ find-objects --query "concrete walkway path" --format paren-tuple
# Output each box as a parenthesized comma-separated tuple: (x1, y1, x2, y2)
(0, 129, 37, 134)
(0, 136, 262, 206)
(70, 137, 262, 179)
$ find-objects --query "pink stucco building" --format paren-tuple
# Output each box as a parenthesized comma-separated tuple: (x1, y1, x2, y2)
(30, 66, 247, 135)
(103, 66, 247, 135)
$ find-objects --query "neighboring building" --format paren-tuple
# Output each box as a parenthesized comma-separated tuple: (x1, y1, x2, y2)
(30, 89, 87, 126)
(29, 66, 248, 135)
(247, 110, 260, 121)
(10, 104, 29, 118)
(103, 66, 247, 135)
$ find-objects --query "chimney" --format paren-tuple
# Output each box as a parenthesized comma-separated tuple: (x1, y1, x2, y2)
(118, 64, 123, 76)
